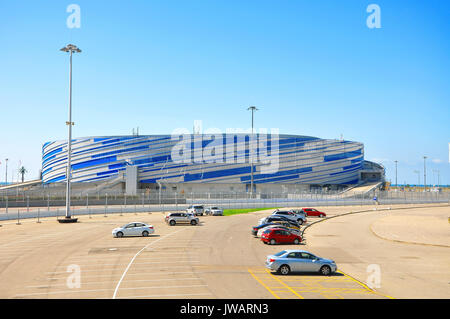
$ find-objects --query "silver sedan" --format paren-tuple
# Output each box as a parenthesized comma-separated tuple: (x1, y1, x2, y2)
(112, 222, 154, 238)
(265, 250, 337, 275)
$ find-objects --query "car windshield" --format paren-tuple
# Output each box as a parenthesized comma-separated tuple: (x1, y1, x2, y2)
(273, 250, 287, 257)
(211, 207, 219, 210)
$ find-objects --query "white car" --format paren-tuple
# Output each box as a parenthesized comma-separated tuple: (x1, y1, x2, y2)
(186, 205, 205, 216)
(112, 222, 154, 238)
(205, 206, 224, 216)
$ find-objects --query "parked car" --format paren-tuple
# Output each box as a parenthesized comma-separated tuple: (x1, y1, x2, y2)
(271, 210, 307, 225)
(302, 208, 326, 218)
(265, 250, 337, 275)
(290, 209, 307, 218)
(261, 228, 302, 245)
(165, 212, 199, 226)
(252, 221, 300, 237)
(257, 224, 301, 238)
(112, 222, 154, 238)
(259, 216, 301, 228)
(186, 205, 205, 216)
(204, 206, 223, 216)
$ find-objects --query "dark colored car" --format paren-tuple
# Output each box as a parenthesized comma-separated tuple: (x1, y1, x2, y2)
(262, 216, 301, 228)
(261, 228, 302, 245)
(252, 223, 278, 236)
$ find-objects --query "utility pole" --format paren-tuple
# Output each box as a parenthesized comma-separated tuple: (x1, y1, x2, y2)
(59, 44, 81, 223)
(247, 106, 258, 198)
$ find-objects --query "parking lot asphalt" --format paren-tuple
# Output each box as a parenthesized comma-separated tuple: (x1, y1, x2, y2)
(0, 204, 448, 299)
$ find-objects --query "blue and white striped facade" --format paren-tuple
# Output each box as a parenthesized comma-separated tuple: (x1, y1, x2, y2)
(42, 134, 364, 186)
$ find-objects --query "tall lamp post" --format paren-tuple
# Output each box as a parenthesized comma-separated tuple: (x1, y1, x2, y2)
(394, 160, 398, 186)
(432, 169, 440, 187)
(4, 158, 8, 185)
(423, 156, 427, 192)
(413, 170, 420, 187)
(247, 106, 258, 198)
(59, 44, 81, 223)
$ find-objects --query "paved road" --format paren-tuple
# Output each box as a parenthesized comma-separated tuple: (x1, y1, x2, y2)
(305, 206, 450, 299)
(0, 204, 448, 299)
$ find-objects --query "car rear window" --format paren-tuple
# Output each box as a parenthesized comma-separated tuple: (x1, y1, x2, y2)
(194, 205, 203, 209)
(274, 250, 287, 257)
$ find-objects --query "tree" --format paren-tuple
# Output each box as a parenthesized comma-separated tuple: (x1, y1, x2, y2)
(19, 166, 27, 183)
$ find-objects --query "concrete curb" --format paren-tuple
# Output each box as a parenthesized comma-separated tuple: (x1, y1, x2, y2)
(369, 224, 450, 248)
(301, 203, 450, 238)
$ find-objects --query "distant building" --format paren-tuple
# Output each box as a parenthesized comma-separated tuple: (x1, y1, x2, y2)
(41, 134, 384, 193)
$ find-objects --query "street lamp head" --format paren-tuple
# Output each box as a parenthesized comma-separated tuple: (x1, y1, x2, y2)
(247, 106, 259, 111)
(60, 44, 82, 53)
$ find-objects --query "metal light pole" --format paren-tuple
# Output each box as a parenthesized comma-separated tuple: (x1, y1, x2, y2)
(4, 158, 8, 185)
(432, 169, 440, 187)
(423, 156, 427, 192)
(394, 160, 398, 186)
(60, 44, 81, 223)
(247, 106, 258, 198)
(414, 170, 420, 186)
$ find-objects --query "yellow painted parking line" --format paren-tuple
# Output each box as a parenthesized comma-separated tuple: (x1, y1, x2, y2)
(249, 267, 392, 299)
(248, 269, 281, 299)
(337, 270, 395, 299)
(265, 269, 305, 299)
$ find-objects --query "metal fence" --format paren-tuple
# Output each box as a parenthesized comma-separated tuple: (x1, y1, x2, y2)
(0, 189, 448, 222)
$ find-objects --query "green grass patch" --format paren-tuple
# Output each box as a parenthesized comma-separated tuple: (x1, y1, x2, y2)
(223, 207, 279, 216)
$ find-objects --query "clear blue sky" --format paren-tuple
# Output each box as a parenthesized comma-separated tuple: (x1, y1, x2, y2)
(0, 0, 449, 185)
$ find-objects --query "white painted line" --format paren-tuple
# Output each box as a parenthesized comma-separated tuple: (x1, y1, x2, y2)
(45, 264, 199, 275)
(120, 284, 207, 291)
(16, 285, 207, 297)
(112, 228, 187, 299)
(66, 253, 195, 262)
(26, 278, 200, 288)
(55, 259, 199, 268)
(115, 292, 212, 299)
(45, 271, 199, 281)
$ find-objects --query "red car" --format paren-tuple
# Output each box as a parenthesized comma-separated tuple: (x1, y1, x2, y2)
(302, 208, 326, 218)
(261, 228, 302, 245)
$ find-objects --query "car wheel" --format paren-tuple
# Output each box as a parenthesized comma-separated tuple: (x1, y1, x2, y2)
(279, 265, 290, 275)
(169, 220, 176, 226)
(297, 219, 303, 225)
(293, 238, 300, 244)
(190, 220, 197, 226)
(319, 214, 324, 218)
(320, 265, 332, 276)
(270, 239, 276, 245)
(116, 231, 123, 238)
(142, 231, 149, 237)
